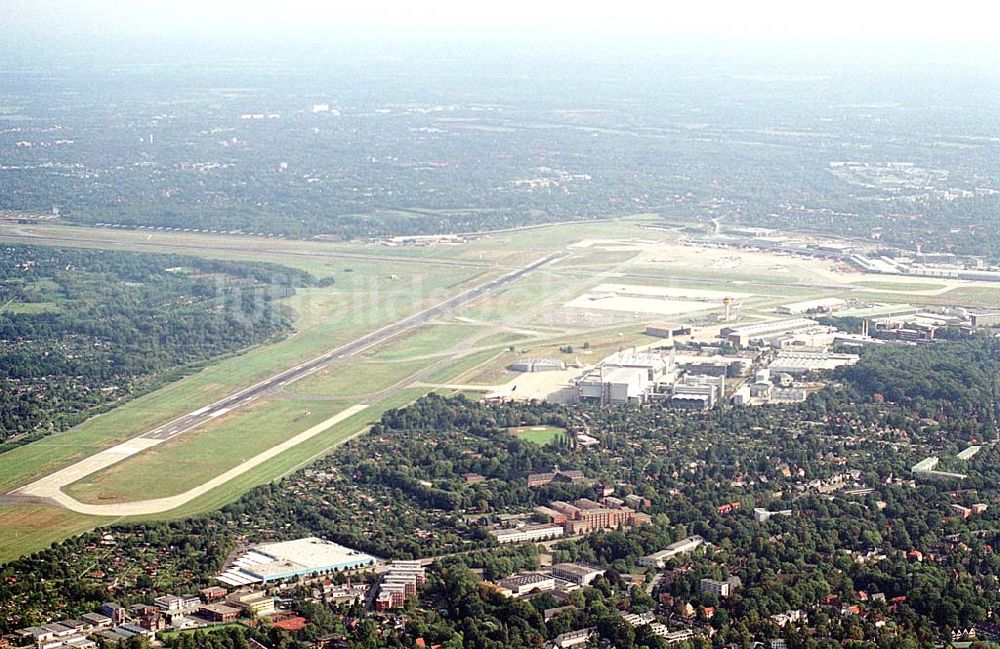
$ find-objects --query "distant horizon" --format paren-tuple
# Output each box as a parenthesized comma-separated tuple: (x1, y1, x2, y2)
(3, 0, 1000, 68)
(3, 31, 1000, 75)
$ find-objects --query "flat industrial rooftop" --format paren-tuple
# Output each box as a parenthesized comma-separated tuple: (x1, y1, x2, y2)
(217, 537, 375, 586)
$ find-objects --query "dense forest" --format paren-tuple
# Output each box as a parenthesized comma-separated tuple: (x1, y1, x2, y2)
(0, 244, 319, 449)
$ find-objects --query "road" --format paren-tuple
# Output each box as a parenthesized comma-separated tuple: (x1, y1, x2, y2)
(4, 250, 566, 513)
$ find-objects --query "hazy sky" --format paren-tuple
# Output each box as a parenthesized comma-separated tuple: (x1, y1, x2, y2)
(5, 0, 1000, 44)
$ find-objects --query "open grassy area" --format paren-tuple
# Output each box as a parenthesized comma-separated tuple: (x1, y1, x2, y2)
(851, 280, 947, 291)
(0, 505, 102, 563)
(508, 426, 568, 446)
(124, 387, 431, 523)
(936, 285, 1000, 307)
(458, 325, 650, 386)
(2, 301, 63, 314)
(6, 214, 932, 563)
(289, 358, 434, 398)
(64, 398, 353, 504)
(364, 323, 487, 361)
(0, 262, 486, 495)
(851, 287, 1000, 310)
(0, 387, 431, 563)
(475, 331, 536, 347)
(422, 349, 507, 384)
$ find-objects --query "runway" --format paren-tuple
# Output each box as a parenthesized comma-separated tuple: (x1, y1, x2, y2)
(5, 250, 566, 512)
(140, 250, 565, 442)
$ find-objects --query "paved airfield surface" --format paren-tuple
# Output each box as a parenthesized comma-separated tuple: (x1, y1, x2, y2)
(7, 251, 565, 515)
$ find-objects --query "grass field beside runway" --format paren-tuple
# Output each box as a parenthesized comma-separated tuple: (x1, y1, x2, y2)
(0, 258, 486, 495)
(363, 323, 489, 361)
(4, 213, 997, 563)
(0, 505, 103, 563)
(63, 398, 352, 504)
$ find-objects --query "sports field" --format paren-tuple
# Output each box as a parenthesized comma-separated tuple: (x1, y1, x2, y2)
(509, 426, 569, 446)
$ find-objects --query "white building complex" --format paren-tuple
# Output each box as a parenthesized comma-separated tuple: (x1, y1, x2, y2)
(767, 350, 859, 374)
(639, 536, 705, 568)
(776, 298, 845, 315)
(217, 537, 376, 586)
(577, 350, 675, 404)
(492, 524, 565, 544)
(911, 457, 967, 481)
(722, 319, 836, 348)
(670, 374, 725, 410)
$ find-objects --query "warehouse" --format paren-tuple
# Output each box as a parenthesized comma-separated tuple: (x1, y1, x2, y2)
(576, 349, 675, 404)
(638, 536, 705, 568)
(911, 457, 967, 481)
(968, 312, 1000, 327)
(644, 323, 693, 338)
(670, 375, 725, 410)
(550, 563, 606, 586)
(496, 573, 556, 598)
(767, 350, 859, 374)
(776, 297, 845, 315)
(217, 537, 376, 586)
(577, 366, 648, 404)
(835, 304, 919, 319)
(491, 524, 565, 544)
(508, 357, 566, 372)
(721, 319, 820, 347)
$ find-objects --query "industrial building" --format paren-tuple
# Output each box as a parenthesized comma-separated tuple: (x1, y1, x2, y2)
(509, 358, 566, 372)
(911, 457, 967, 481)
(577, 366, 648, 404)
(638, 536, 705, 568)
(152, 595, 200, 614)
(770, 387, 807, 403)
(721, 319, 822, 347)
(835, 304, 919, 320)
(767, 350, 859, 375)
(198, 604, 241, 623)
(217, 537, 376, 586)
(957, 446, 981, 461)
(753, 508, 793, 523)
(225, 591, 275, 617)
(496, 573, 556, 598)
(491, 523, 565, 544)
(576, 349, 675, 404)
(968, 311, 1000, 327)
(543, 498, 651, 535)
(670, 374, 725, 410)
(550, 563, 606, 586)
(776, 297, 845, 315)
(644, 323, 693, 339)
